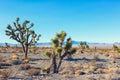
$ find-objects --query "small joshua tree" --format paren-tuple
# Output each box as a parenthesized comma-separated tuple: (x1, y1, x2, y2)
(5, 18, 40, 60)
(113, 44, 118, 51)
(79, 41, 89, 53)
(5, 42, 10, 48)
(112, 44, 120, 53)
(45, 31, 76, 73)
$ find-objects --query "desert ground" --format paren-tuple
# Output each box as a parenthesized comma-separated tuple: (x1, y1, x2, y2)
(0, 46, 120, 80)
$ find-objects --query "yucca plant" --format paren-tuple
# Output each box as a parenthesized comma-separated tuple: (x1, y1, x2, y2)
(112, 44, 120, 53)
(112, 44, 119, 51)
(5, 42, 10, 49)
(45, 31, 76, 73)
(5, 18, 40, 60)
(79, 41, 89, 53)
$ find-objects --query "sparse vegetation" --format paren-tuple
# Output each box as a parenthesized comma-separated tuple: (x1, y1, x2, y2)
(0, 18, 119, 79)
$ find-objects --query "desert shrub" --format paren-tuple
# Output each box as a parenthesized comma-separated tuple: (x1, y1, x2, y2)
(104, 53, 109, 57)
(84, 60, 97, 73)
(11, 59, 21, 65)
(93, 54, 99, 60)
(12, 54, 19, 60)
(45, 52, 51, 59)
(0, 69, 12, 79)
(0, 55, 6, 62)
(106, 65, 119, 74)
(41, 67, 50, 74)
(74, 70, 85, 76)
(22, 58, 29, 63)
(27, 69, 40, 76)
(96, 68, 104, 74)
(31, 46, 38, 54)
(45, 77, 51, 80)
(60, 65, 75, 75)
(20, 64, 31, 70)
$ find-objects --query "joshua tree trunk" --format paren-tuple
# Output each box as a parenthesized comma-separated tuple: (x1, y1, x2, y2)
(57, 57, 62, 72)
(25, 45, 28, 59)
(50, 51, 58, 73)
(21, 43, 28, 59)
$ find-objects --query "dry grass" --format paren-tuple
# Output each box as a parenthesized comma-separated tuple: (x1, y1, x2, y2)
(0, 46, 120, 79)
(27, 69, 40, 76)
(0, 69, 12, 79)
(83, 60, 97, 73)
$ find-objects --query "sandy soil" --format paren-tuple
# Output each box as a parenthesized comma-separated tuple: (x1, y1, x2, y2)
(0, 47, 120, 80)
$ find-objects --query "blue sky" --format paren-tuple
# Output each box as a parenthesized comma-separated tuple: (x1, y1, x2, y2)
(0, 0, 120, 43)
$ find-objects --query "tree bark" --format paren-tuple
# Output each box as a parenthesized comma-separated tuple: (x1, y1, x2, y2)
(50, 51, 58, 73)
(57, 57, 62, 72)
(25, 45, 28, 59)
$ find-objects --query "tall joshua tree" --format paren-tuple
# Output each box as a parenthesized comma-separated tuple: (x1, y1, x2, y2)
(45, 31, 76, 73)
(5, 18, 40, 60)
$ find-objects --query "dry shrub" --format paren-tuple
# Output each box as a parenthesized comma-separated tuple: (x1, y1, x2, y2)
(84, 60, 97, 73)
(11, 59, 21, 65)
(44, 77, 51, 80)
(106, 66, 119, 74)
(96, 68, 104, 74)
(0, 55, 6, 62)
(88, 60, 96, 66)
(104, 53, 109, 57)
(93, 54, 99, 60)
(22, 58, 29, 63)
(105, 73, 120, 80)
(0, 69, 12, 79)
(60, 65, 75, 75)
(113, 53, 120, 59)
(31, 47, 38, 54)
(12, 54, 19, 60)
(74, 70, 85, 76)
(74, 63, 82, 70)
(111, 58, 116, 63)
(41, 67, 50, 74)
(27, 69, 40, 76)
(20, 64, 31, 70)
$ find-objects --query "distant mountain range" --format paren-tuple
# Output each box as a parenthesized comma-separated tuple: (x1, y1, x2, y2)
(1, 41, 120, 47)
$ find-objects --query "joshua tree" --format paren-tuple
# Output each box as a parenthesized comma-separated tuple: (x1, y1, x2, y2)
(5, 42, 10, 48)
(79, 41, 89, 53)
(112, 44, 120, 53)
(45, 31, 76, 73)
(113, 44, 118, 51)
(5, 18, 40, 60)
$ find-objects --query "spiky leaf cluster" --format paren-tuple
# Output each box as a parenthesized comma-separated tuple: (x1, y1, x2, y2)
(45, 31, 76, 58)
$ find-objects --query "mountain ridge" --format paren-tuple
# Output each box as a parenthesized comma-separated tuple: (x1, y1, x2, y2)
(0, 40, 119, 47)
